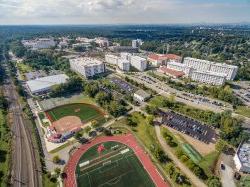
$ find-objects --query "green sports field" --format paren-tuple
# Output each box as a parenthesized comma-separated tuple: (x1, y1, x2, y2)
(46, 103, 105, 123)
(76, 141, 155, 187)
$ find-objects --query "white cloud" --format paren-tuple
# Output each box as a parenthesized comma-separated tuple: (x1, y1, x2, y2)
(0, 0, 249, 24)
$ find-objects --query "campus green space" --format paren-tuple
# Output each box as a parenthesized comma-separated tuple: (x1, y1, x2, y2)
(46, 103, 105, 123)
(76, 141, 155, 187)
(236, 106, 250, 118)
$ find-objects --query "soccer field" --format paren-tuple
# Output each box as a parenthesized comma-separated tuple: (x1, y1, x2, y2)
(46, 103, 104, 122)
(75, 141, 155, 187)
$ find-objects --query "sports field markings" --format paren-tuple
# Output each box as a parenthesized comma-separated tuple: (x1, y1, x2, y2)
(49, 111, 58, 121)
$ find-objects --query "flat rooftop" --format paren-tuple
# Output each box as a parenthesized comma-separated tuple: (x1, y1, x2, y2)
(237, 141, 250, 169)
(26, 74, 69, 93)
(70, 57, 103, 67)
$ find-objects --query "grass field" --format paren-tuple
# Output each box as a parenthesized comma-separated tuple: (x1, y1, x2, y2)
(46, 103, 105, 123)
(236, 106, 250, 118)
(76, 141, 155, 187)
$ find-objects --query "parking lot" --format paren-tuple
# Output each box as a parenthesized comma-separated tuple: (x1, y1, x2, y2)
(159, 110, 216, 144)
(109, 76, 137, 94)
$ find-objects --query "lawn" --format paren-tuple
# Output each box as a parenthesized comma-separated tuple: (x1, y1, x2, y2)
(17, 62, 33, 73)
(76, 141, 155, 187)
(236, 106, 250, 118)
(46, 103, 105, 123)
(199, 151, 220, 176)
(0, 110, 11, 186)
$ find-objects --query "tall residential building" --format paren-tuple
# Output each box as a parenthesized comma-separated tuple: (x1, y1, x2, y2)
(190, 70, 226, 86)
(130, 56, 147, 71)
(117, 59, 130, 72)
(132, 39, 143, 48)
(95, 37, 109, 47)
(183, 57, 211, 72)
(183, 57, 238, 80)
(22, 38, 56, 50)
(105, 54, 119, 65)
(70, 57, 105, 78)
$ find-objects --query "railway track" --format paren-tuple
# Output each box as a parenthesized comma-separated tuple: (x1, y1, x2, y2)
(2, 55, 42, 187)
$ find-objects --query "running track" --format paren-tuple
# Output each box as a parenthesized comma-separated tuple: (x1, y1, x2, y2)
(64, 134, 169, 187)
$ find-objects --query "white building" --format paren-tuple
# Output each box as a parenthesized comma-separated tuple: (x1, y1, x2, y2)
(167, 61, 192, 76)
(130, 56, 147, 71)
(70, 57, 105, 78)
(117, 59, 130, 72)
(148, 54, 182, 67)
(132, 39, 143, 48)
(183, 57, 238, 80)
(95, 37, 109, 47)
(22, 38, 56, 50)
(120, 53, 132, 61)
(234, 141, 250, 173)
(190, 70, 226, 86)
(134, 90, 151, 102)
(105, 54, 119, 65)
(210, 63, 238, 80)
(26, 74, 69, 95)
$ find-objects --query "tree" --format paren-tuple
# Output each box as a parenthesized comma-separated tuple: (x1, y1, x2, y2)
(54, 167, 61, 176)
(207, 176, 221, 187)
(74, 131, 82, 140)
(84, 126, 91, 134)
(52, 155, 61, 164)
(146, 115, 154, 126)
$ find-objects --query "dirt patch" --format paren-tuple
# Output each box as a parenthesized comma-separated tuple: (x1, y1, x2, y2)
(74, 108, 81, 113)
(51, 116, 82, 134)
(164, 126, 216, 156)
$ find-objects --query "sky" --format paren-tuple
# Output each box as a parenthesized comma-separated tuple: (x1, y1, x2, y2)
(0, 0, 250, 25)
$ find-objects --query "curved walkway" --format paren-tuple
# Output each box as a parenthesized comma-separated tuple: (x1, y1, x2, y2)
(64, 134, 169, 187)
(155, 125, 207, 187)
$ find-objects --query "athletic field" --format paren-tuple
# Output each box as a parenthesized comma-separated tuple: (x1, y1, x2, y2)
(75, 141, 155, 187)
(46, 103, 105, 122)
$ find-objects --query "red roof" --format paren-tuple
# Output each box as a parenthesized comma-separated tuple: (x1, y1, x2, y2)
(158, 66, 185, 77)
(148, 54, 181, 61)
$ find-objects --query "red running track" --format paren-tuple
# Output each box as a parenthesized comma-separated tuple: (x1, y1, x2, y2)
(64, 134, 169, 187)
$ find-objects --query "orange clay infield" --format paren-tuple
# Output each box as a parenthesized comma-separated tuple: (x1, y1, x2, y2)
(51, 116, 82, 134)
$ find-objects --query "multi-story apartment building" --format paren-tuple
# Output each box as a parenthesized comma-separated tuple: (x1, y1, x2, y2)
(184, 57, 211, 72)
(167, 61, 192, 76)
(22, 38, 56, 50)
(190, 70, 226, 86)
(130, 56, 147, 72)
(105, 54, 119, 65)
(132, 39, 143, 48)
(184, 57, 238, 80)
(117, 59, 130, 72)
(210, 63, 238, 80)
(95, 37, 109, 47)
(70, 57, 105, 78)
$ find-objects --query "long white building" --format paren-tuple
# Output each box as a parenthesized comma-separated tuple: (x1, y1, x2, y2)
(130, 56, 147, 72)
(184, 57, 238, 80)
(105, 54, 119, 65)
(117, 59, 130, 72)
(22, 38, 56, 50)
(70, 57, 105, 78)
(190, 70, 226, 86)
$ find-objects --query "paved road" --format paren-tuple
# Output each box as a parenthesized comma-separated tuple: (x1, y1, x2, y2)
(119, 72, 250, 128)
(2, 55, 42, 187)
(155, 125, 207, 187)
